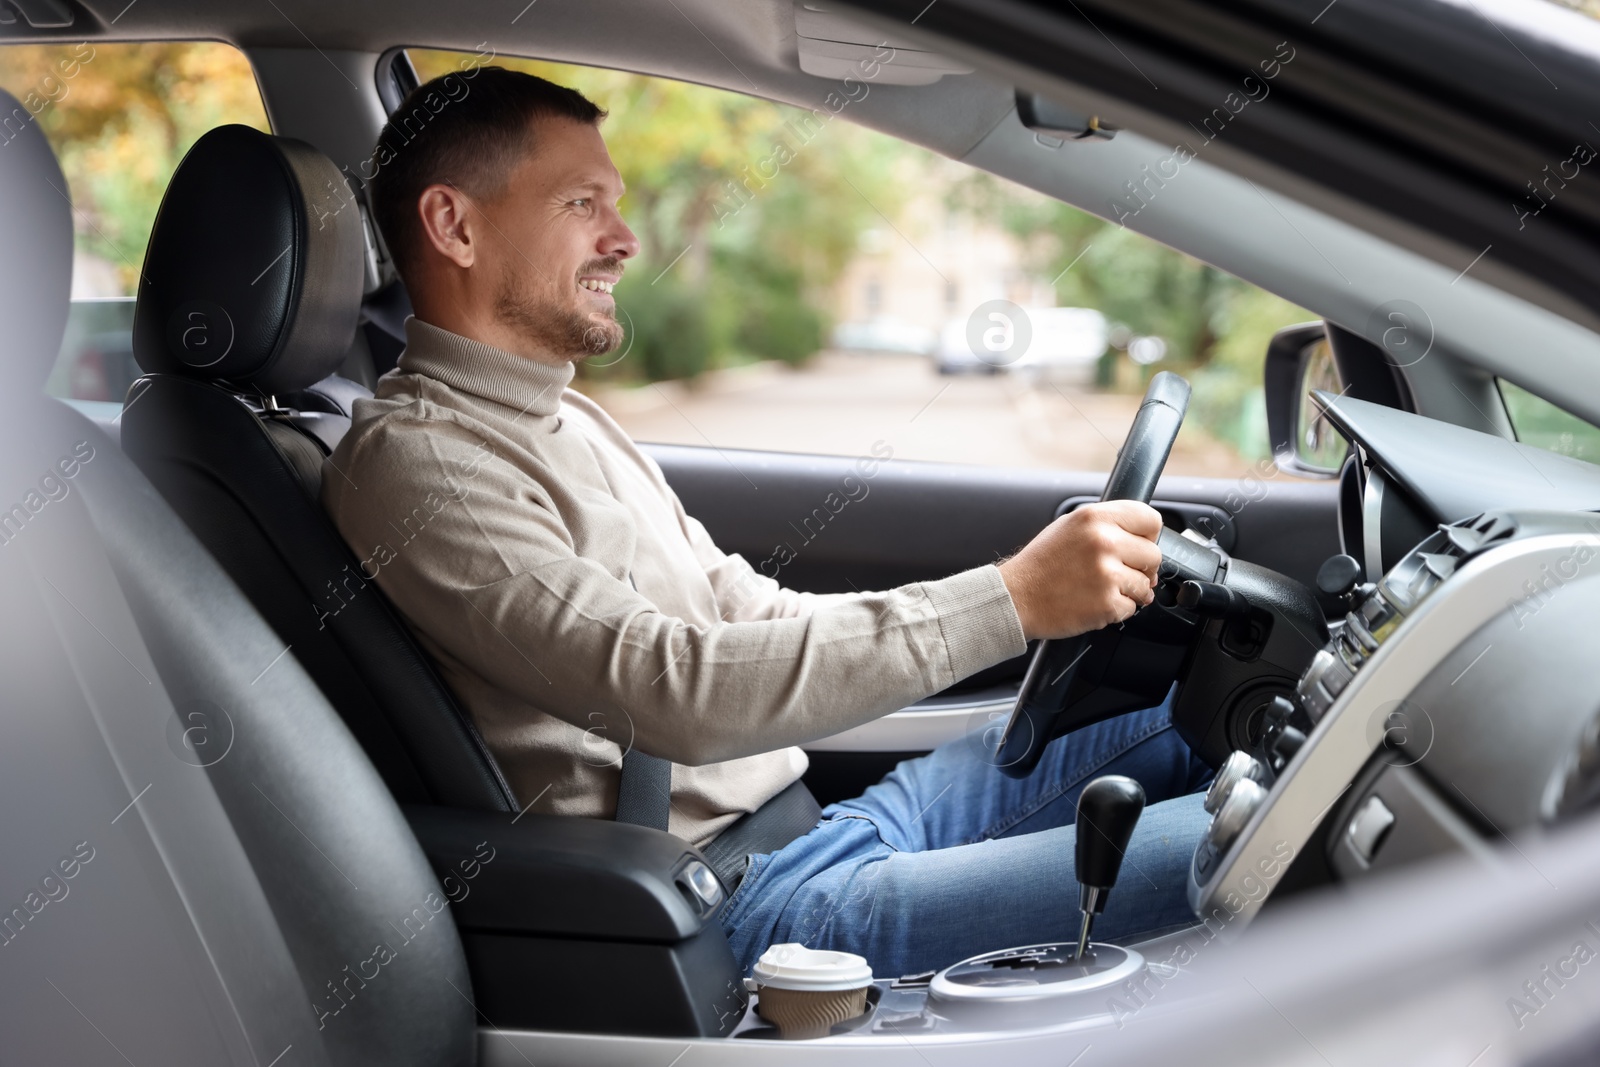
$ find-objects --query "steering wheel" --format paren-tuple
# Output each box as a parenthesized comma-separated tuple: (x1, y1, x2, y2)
(993, 371, 1191, 777)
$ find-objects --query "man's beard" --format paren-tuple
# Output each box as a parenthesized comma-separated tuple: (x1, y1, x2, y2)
(493, 257, 625, 361)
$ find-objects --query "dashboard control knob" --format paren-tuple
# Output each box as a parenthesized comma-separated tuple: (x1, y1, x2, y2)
(1262, 695, 1298, 730)
(1345, 611, 1382, 652)
(1205, 750, 1265, 815)
(1209, 777, 1266, 855)
(1297, 649, 1336, 702)
(1297, 648, 1354, 720)
(1267, 724, 1308, 774)
(1315, 554, 1364, 614)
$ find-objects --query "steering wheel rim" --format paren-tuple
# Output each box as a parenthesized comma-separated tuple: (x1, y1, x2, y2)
(992, 371, 1191, 777)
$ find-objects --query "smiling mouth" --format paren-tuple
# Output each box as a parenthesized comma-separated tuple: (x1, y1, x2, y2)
(579, 278, 615, 295)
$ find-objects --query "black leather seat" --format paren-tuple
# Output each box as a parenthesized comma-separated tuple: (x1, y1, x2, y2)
(120, 124, 517, 813)
(0, 89, 476, 1066)
(7, 104, 744, 1047)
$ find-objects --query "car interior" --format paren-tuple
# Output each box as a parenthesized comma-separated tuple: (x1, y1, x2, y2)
(8, 0, 1600, 1064)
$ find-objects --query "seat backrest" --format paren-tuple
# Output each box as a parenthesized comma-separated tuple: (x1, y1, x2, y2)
(120, 124, 516, 813)
(0, 90, 475, 1066)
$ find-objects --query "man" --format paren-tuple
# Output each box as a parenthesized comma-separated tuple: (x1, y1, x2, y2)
(325, 67, 1213, 980)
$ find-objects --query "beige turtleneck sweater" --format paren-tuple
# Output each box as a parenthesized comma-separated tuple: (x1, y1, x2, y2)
(322, 319, 1027, 848)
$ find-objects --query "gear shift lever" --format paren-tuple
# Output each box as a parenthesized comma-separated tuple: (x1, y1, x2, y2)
(1073, 775, 1146, 960)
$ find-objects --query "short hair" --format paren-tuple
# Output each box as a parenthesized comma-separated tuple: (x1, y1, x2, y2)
(366, 66, 606, 283)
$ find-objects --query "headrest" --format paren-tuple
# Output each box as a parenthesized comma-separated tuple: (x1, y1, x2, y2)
(0, 88, 73, 399)
(132, 125, 365, 396)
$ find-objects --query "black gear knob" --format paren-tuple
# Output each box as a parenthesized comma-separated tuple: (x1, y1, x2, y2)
(1075, 774, 1147, 895)
(1073, 775, 1146, 958)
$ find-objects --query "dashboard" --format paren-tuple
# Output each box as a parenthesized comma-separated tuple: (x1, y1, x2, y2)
(1188, 392, 1600, 931)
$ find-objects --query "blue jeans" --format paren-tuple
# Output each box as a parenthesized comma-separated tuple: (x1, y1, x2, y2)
(719, 699, 1214, 979)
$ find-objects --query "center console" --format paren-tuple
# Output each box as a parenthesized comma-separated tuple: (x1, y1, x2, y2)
(729, 941, 1165, 1040)
(1188, 510, 1596, 928)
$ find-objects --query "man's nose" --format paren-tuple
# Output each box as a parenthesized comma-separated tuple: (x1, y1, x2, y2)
(603, 212, 641, 262)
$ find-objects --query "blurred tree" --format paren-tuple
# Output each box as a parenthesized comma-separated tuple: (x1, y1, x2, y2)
(0, 42, 269, 293)
(948, 168, 1311, 460)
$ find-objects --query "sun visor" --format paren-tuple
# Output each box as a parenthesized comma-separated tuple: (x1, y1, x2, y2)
(794, 2, 973, 85)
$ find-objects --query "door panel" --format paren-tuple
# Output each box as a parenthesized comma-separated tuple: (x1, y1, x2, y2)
(646, 443, 1342, 593)
(647, 442, 1342, 801)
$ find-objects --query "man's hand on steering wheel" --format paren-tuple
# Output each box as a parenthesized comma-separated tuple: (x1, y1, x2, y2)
(998, 500, 1164, 640)
(993, 371, 1191, 777)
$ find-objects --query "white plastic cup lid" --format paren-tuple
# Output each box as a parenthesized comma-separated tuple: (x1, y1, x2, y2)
(751, 943, 873, 992)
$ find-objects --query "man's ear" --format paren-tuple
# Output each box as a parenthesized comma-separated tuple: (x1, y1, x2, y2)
(416, 183, 477, 269)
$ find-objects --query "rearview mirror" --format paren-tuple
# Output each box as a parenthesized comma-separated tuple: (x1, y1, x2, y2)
(1264, 322, 1349, 477)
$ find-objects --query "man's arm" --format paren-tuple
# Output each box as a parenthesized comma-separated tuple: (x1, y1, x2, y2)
(682, 508, 863, 622)
(664, 455, 1163, 639)
(621, 439, 861, 624)
(326, 417, 1024, 767)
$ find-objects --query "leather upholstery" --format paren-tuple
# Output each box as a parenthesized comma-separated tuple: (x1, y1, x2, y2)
(40, 404, 477, 1065)
(0, 89, 71, 399)
(132, 125, 365, 395)
(121, 125, 517, 813)
(0, 87, 474, 1066)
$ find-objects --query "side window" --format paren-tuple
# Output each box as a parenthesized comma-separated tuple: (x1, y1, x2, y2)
(0, 42, 270, 410)
(1499, 379, 1600, 463)
(406, 50, 1311, 477)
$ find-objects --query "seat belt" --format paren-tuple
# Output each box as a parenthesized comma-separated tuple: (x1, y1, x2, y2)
(615, 758, 823, 895)
(613, 570, 676, 832)
(700, 779, 822, 890)
(615, 749, 673, 831)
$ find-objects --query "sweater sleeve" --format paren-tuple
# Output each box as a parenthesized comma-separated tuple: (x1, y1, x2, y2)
(682, 508, 865, 622)
(325, 416, 1027, 768)
(623, 429, 863, 623)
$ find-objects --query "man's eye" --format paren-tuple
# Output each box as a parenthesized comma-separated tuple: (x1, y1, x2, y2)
(571, 198, 591, 208)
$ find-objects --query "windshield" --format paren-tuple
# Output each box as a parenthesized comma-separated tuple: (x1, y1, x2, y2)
(1498, 379, 1600, 462)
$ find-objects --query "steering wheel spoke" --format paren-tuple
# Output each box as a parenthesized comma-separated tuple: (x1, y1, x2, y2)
(996, 372, 1199, 778)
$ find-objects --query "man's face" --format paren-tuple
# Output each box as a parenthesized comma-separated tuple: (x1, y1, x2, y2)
(476, 117, 639, 361)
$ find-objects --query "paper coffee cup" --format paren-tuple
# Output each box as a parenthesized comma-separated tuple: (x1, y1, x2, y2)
(750, 944, 873, 1039)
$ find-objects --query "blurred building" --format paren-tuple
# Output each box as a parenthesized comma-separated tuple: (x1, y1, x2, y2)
(830, 185, 1056, 354)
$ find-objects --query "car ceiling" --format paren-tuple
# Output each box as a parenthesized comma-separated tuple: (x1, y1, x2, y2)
(21, 0, 1600, 433)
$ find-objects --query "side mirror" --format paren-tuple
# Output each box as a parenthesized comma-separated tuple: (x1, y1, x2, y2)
(1264, 322, 1349, 478)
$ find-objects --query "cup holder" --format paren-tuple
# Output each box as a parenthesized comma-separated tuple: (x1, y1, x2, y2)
(734, 985, 882, 1040)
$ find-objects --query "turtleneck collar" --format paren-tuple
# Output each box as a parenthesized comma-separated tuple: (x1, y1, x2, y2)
(397, 317, 574, 418)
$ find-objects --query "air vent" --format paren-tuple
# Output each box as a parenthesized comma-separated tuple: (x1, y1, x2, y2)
(1437, 513, 1516, 560)
(1378, 519, 1489, 611)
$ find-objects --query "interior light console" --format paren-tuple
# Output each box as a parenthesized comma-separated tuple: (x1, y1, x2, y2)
(1188, 509, 1595, 929)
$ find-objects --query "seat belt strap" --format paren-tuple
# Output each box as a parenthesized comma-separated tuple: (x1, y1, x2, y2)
(613, 572, 674, 832)
(701, 779, 822, 889)
(615, 749, 673, 831)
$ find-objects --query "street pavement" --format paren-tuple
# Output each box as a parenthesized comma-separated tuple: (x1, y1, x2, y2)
(583, 351, 1253, 479)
